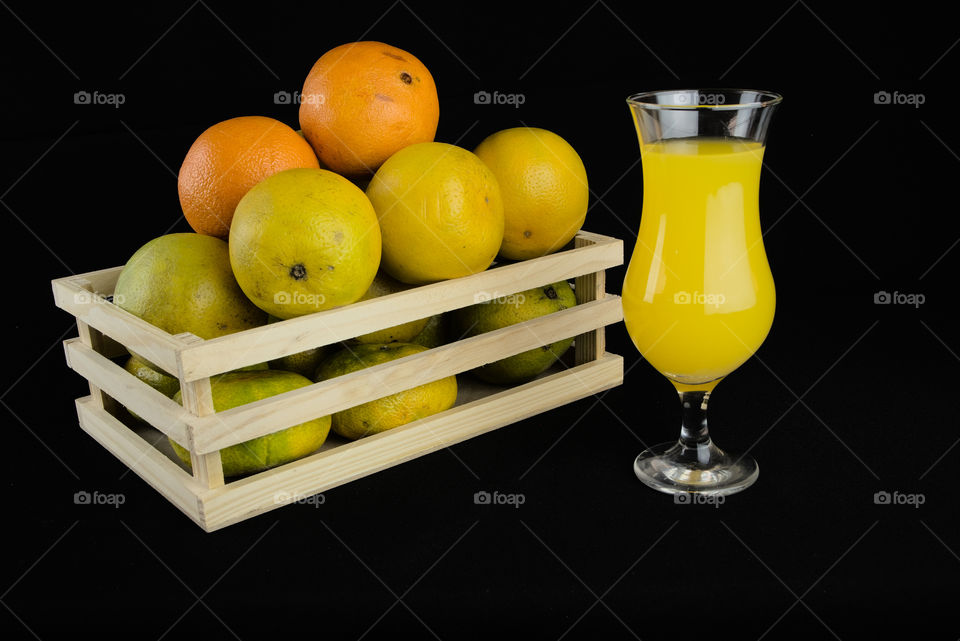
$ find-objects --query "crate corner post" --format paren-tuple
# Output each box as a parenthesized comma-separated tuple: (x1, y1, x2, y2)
(573, 233, 609, 366)
(175, 332, 225, 492)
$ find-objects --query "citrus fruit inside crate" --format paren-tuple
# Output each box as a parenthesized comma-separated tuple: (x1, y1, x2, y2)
(52, 230, 624, 531)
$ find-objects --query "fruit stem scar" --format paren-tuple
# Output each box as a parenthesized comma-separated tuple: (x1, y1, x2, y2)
(400, 72, 412, 84)
(523, 230, 532, 238)
(290, 263, 307, 280)
(545, 286, 557, 299)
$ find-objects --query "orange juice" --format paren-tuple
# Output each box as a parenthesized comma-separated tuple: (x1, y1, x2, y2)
(622, 138, 775, 390)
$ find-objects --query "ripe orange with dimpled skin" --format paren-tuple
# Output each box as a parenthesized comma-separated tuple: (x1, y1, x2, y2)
(298, 41, 439, 176)
(178, 116, 320, 238)
(473, 127, 588, 260)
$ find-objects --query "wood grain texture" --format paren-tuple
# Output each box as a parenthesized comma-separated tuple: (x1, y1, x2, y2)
(574, 235, 610, 365)
(188, 295, 622, 454)
(177, 333, 224, 490)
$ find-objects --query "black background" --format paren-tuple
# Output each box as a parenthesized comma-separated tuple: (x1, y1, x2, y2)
(1, 0, 956, 638)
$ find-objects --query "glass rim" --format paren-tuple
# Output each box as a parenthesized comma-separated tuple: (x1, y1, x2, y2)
(626, 88, 783, 111)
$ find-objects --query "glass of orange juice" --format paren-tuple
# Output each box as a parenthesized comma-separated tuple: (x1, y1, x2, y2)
(624, 89, 782, 496)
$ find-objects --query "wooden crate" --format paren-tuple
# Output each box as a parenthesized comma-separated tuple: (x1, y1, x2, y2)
(52, 230, 624, 531)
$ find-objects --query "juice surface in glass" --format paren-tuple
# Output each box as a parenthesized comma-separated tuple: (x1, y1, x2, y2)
(622, 137, 775, 389)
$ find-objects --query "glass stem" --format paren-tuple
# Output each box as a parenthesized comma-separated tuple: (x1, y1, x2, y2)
(678, 390, 712, 465)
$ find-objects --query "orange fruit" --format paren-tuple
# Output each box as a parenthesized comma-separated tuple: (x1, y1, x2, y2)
(473, 127, 588, 260)
(178, 116, 320, 238)
(365, 142, 504, 284)
(298, 41, 439, 177)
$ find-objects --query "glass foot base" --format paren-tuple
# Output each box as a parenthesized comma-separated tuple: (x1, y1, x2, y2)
(633, 440, 758, 496)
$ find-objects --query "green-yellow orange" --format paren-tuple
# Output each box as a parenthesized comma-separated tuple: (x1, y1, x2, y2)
(452, 281, 577, 384)
(125, 355, 180, 398)
(410, 314, 447, 348)
(113, 233, 267, 367)
(314, 343, 457, 440)
(169, 370, 331, 477)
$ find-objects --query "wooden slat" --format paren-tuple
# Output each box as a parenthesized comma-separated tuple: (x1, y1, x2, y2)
(200, 353, 624, 531)
(76, 320, 119, 414)
(189, 295, 623, 454)
(75, 396, 204, 526)
(177, 333, 224, 490)
(573, 235, 608, 365)
(52, 276, 182, 374)
(177, 231, 623, 381)
(63, 338, 192, 443)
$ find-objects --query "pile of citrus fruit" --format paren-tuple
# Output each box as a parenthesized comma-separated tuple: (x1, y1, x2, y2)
(114, 41, 590, 478)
